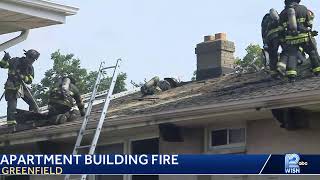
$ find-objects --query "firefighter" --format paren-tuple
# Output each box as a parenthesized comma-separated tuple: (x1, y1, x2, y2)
(140, 76, 180, 96)
(48, 76, 85, 124)
(261, 9, 282, 76)
(277, 0, 320, 82)
(0, 50, 40, 125)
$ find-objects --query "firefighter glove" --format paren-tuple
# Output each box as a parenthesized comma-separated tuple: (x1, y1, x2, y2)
(80, 109, 86, 117)
(3, 52, 11, 61)
(19, 75, 32, 84)
(312, 31, 318, 37)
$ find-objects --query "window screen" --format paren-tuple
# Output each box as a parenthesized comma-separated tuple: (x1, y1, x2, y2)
(229, 128, 245, 144)
(210, 128, 245, 147)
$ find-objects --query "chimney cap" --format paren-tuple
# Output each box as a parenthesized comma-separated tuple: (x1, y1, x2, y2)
(215, 33, 227, 41)
(204, 35, 215, 42)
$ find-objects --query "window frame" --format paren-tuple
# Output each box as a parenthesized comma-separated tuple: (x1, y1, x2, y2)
(205, 125, 246, 153)
(91, 132, 159, 180)
(210, 129, 229, 147)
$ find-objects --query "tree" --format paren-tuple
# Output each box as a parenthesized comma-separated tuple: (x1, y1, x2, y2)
(235, 44, 264, 73)
(32, 51, 127, 106)
(85, 71, 127, 94)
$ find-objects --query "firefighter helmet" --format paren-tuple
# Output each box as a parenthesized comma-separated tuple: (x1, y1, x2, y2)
(61, 74, 76, 85)
(285, 0, 301, 5)
(24, 49, 40, 60)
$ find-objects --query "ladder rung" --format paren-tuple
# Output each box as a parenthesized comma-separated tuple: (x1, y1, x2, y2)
(81, 129, 96, 135)
(76, 145, 92, 149)
(101, 66, 116, 70)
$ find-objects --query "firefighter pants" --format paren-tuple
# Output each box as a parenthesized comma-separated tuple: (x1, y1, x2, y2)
(303, 38, 320, 71)
(5, 88, 37, 121)
(267, 39, 280, 72)
(280, 38, 320, 76)
(48, 103, 71, 117)
(48, 103, 78, 123)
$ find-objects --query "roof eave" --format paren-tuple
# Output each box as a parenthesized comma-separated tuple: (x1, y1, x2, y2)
(0, 0, 78, 27)
(1, 89, 320, 146)
(6, 0, 79, 16)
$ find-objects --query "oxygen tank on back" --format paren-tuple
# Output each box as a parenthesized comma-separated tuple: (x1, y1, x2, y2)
(287, 8, 298, 34)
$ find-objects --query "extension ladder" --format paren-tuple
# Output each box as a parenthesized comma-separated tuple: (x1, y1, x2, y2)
(65, 59, 121, 180)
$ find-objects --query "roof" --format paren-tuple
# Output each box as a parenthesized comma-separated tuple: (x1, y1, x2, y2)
(2, 72, 320, 145)
(0, 0, 78, 35)
(104, 72, 320, 117)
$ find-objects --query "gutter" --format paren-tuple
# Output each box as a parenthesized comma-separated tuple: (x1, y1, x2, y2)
(1, 88, 320, 146)
(0, 30, 29, 52)
(6, 0, 79, 15)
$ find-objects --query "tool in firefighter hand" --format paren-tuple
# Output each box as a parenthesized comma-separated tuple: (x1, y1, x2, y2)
(262, 47, 270, 70)
(65, 59, 121, 180)
(20, 79, 40, 113)
(249, 56, 261, 72)
(0, 51, 8, 102)
(0, 92, 4, 102)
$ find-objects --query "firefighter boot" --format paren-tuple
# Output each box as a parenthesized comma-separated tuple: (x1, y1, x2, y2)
(52, 114, 67, 125)
(313, 67, 320, 76)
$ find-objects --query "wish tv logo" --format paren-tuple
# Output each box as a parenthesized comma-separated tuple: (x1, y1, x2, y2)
(285, 154, 308, 174)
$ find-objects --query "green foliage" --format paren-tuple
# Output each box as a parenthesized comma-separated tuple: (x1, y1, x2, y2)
(85, 71, 127, 93)
(32, 51, 127, 106)
(191, 70, 197, 81)
(235, 44, 263, 72)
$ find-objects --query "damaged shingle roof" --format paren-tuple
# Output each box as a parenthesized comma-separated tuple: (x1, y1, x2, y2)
(92, 71, 320, 118)
(2, 71, 320, 136)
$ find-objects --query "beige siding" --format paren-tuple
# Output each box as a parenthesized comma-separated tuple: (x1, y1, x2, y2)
(159, 128, 204, 154)
(29, 175, 320, 180)
(159, 128, 203, 180)
(246, 118, 320, 154)
(160, 175, 197, 180)
(210, 176, 246, 180)
(199, 176, 320, 180)
(247, 176, 320, 180)
(31, 176, 64, 180)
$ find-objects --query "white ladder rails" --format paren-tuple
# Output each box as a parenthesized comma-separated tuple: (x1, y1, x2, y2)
(65, 59, 121, 180)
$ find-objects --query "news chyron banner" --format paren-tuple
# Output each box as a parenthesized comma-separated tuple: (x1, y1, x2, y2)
(0, 154, 316, 175)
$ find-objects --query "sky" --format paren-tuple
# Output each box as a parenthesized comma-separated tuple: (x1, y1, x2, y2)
(0, 0, 319, 115)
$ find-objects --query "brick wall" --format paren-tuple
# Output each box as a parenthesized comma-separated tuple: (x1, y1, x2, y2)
(195, 33, 235, 80)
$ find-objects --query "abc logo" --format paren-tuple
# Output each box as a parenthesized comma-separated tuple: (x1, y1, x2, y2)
(299, 161, 308, 166)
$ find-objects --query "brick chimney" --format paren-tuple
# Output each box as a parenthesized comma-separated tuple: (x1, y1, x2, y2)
(195, 33, 235, 80)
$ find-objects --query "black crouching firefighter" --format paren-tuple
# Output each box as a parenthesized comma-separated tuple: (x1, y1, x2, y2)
(261, 8, 282, 76)
(140, 76, 180, 96)
(48, 76, 85, 124)
(0, 50, 40, 125)
(277, 0, 320, 82)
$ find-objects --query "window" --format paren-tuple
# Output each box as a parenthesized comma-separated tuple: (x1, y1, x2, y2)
(131, 138, 159, 180)
(211, 129, 228, 146)
(229, 128, 245, 144)
(210, 128, 245, 147)
(95, 143, 124, 180)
